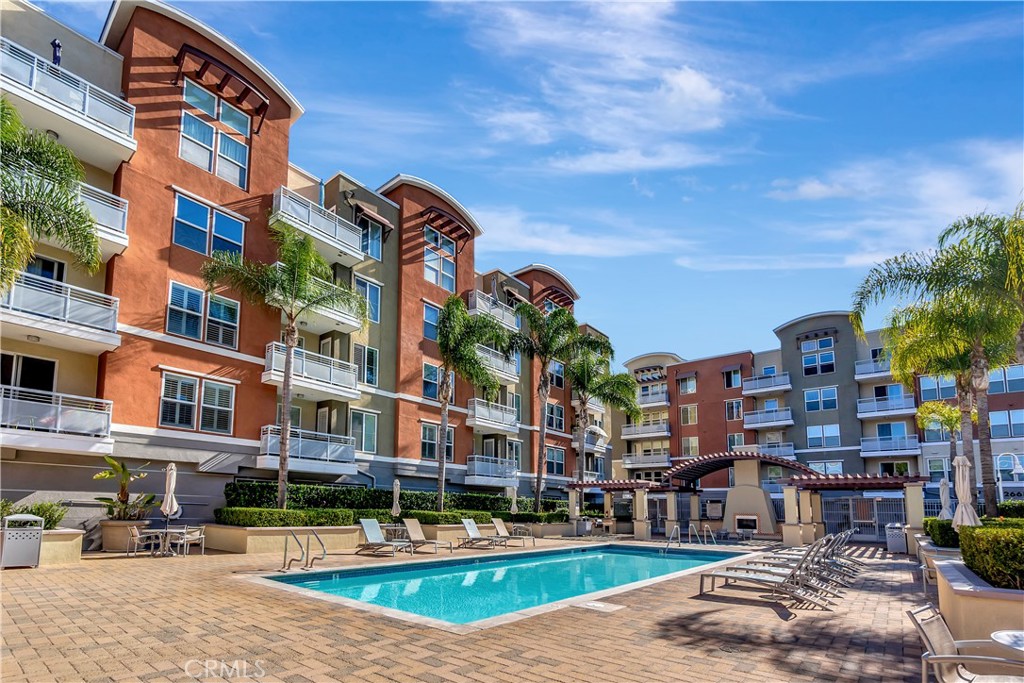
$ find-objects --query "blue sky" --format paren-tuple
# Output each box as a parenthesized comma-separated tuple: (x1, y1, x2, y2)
(41, 1, 1024, 365)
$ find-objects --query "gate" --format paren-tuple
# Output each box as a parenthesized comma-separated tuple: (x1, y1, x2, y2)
(821, 496, 906, 542)
(648, 496, 667, 535)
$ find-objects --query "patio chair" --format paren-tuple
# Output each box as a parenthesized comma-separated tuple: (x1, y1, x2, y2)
(357, 518, 413, 556)
(126, 525, 162, 557)
(492, 518, 535, 547)
(170, 525, 206, 556)
(457, 519, 506, 549)
(402, 518, 453, 554)
(907, 604, 1024, 683)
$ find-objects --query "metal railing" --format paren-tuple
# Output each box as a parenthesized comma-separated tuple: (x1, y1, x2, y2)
(467, 291, 518, 329)
(2, 271, 118, 332)
(572, 430, 606, 449)
(467, 398, 519, 429)
(259, 425, 356, 463)
(742, 372, 792, 392)
(0, 37, 135, 137)
(860, 435, 920, 453)
(743, 407, 793, 426)
(857, 396, 916, 414)
(622, 452, 671, 467)
(855, 358, 891, 376)
(761, 480, 785, 494)
(264, 343, 357, 392)
(466, 455, 519, 479)
(475, 344, 517, 378)
(621, 421, 671, 437)
(79, 182, 128, 236)
(582, 470, 603, 482)
(572, 391, 605, 413)
(0, 386, 112, 437)
(272, 263, 362, 321)
(638, 391, 670, 405)
(757, 442, 796, 458)
(272, 187, 361, 253)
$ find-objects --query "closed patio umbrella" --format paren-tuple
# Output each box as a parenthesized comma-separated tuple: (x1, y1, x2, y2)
(390, 478, 401, 518)
(938, 478, 953, 521)
(951, 455, 981, 532)
(160, 463, 179, 526)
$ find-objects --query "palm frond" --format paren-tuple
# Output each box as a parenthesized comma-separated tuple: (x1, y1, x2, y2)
(200, 251, 279, 307)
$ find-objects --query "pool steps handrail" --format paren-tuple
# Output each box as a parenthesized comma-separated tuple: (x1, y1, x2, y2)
(304, 529, 328, 569)
(703, 524, 717, 545)
(279, 529, 306, 572)
(664, 524, 682, 550)
(687, 523, 703, 544)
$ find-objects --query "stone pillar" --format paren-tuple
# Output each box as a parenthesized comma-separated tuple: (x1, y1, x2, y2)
(810, 492, 825, 540)
(568, 489, 580, 521)
(798, 490, 815, 543)
(781, 486, 802, 546)
(665, 493, 680, 539)
(689, 493, 701, 528)
(905, 482, 925, 554)
(603, 492, 614, 518)
(633, 488, 651, 541)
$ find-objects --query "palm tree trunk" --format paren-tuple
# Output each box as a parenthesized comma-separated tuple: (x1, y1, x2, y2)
(437, 372, 451, 513)
(975, 390, 998, 515)
(534, 376, 551, 513)
(279, 321, 298, 509)
(574, 398, 587, 517)
(957, 382, 974, 506)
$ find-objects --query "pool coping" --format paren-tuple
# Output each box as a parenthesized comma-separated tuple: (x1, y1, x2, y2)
(244, 541, 757, 634)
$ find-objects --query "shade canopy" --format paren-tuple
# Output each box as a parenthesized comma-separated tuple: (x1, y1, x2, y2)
(952, 455, 981, 531)
(938, 478, 953, 521)
(160, 463, 179, 519)
(390, 479, 401, 518)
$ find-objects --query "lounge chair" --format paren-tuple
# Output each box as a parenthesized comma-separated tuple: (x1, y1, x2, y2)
(357, 518, 413, 556)
(402, 518, 453, 554)
(457, 519, 506, 549)
(907, 604, 1024, 683)
(492, 518, 535, 547)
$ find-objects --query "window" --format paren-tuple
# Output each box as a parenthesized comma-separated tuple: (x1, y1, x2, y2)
(160, 374, 197, 428)
(877, 422, 908, 439)
(679, 404, 697, 425)
(350, 410, 377, 453)
(989, 365, 1024, 394)
(509, 392, 522, 422)
(806, 424, 840, 448)
(991, 410, 1024, 438)
(216, 135, 248, 187)
(420, 423, 454, 462)
(423, 363, 440, 400)
(184, 80, 216, 116)
(424, 227, 456, 291)
(801, 337, 835, 376)
(997, 454, 1024, 483)
(762, 365, 776, 376)
(180, 112, 214, 171)
(200, 381, 234, 434)
(680, 436, 699, 456)
(353, 344, 378, 386)
(219, 100, 249, 136)
(927, 458, 949, 483)
(275, 403, 301, 426)
(358, 216, 382, 261)
(543, 299, 558, 314)
(804, 387, 838, 412)
(173, 194, 243, 256)
(723, 369, 741, 389)
(180, 79, 250, 188)
(549, 360, 565, 389)
(25, 255, 65, 281)
(879, 462, 910, 476)
(763, 398, 779, 411)
(355, 278, 380, 323)
(283, 332, 305, 349)
(546, 403, 564, 432)
(809, 461, 843, 475)
(205, 296, 239, 349)
(678, 376, 696, 394)
(423, 303, 439, 341)
(545, 447, 565, 475)
(765, 465, 784, 483)
(727, 433, 745, 450)
(920, 375, 956, 401)
(167, 283, 203, 339)
(725, 399, 743, 421)
(507, 440, 523, 470)
(923, 419, 954, 443)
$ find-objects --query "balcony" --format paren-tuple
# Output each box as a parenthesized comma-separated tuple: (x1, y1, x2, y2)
(467, 291, 518, 331)
(637, 391, 670, 408)
(1, 271, 120, 354)
(857, 396, 916, 419)
(475, 345, 518, 383)
(257, 425, 357, 475)
(755, 442, 796, 459)
(571, 392, 605, 414)
(621, 421, 671, 439)
(274, 264, 363, 334)
(270, 187, 363, 267)
(742, 372, 792, 396)
(622, 451, 672, 469)
(854, 358, 892, 381)
(860, 435, 921, 457)
(261, 342, 359, 402)
(0, 38, 136, 171)
(466, 398, 519, 435)
(743, 407, 795, 429)
(571, 429, 607, 453)
(465, 455, 519, 487)
(0, 386, 113, 456)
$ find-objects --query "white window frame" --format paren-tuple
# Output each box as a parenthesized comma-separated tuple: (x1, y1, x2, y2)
(423, 362, 440, 400)
(727, 433, 745, 450)
(545, 446, 565, 475)
(180, 78, 251, 189)
(680, 436, 699, 456)
(507, 439, 523, 470)
(879, 461, 911, 476)
(804, 386, 838, 412)
(167, 281, 204, 341)
(725, 399, 743, 421)
(205, 295, 239, 349)
(159, 373, 198, 429)
(423, 227, 456, 292)
(549, 360, 565, 389)
(355, 277, 381, 324)
(358, 215, 383, 261)
(801, 337, 835, 376)
(350, 410, 377, 454)
(546, 403, 565, 432)
(678, 376, 697, 394)
(680, 404, 698, 425)
(806, 423, 840, 449)
(809, 460, 843, 475)
(199, 380, 235, 435)
(423, 302, 439, 341)
(420, 422, 454, 462)
(723, 369, 741, 389)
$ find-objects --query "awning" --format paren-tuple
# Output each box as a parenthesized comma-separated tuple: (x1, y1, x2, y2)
(721, 364, 742, 372)
(676, 370, 697, 379)
(350, 199, 394, 230)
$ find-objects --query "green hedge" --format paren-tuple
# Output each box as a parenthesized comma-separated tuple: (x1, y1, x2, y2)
(924, 518, 960, 548)
(403, 510, 463, 525)
(981, 517, 1024, 530)
(0, 499, 68, 530)
(959, 526, 1024, 590)
(995, 500, 1024, 518)
(214, 508, 355, 527)
(353, 509, 396, 524)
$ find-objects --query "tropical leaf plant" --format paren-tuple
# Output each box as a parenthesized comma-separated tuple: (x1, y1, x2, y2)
(92, 456, 159, 521)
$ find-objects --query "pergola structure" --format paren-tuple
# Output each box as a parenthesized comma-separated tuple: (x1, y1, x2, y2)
(663, 452, 818, 492)
(566, 479, 658, 540)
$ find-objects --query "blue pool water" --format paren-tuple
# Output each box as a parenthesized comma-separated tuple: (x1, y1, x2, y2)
(272, 545, 739, 625)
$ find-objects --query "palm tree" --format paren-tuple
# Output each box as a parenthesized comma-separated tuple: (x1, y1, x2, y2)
(0, 97, 100, 292)
(508, 305, 611, 512)
(433, 295, 507, 512)
(201, 223, 365, 509)
(915, 401, 973, 479)
(566, 348, 641, 513)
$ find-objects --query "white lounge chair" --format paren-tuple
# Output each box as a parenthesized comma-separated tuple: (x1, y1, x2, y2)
(492, 518, 535, 547)
(402, 518, 453, 554)
(908, 604, 1024, 683)
(457, 519, 506, 549)
(357, 518, 413, 556)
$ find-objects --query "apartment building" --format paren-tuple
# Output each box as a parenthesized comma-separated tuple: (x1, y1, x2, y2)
(0, 0, 609, 527)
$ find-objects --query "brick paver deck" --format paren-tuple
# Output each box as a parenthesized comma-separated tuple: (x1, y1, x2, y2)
(1, 541, 928, 682)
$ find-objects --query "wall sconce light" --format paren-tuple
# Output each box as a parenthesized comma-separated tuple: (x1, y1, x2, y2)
(26, 335, 41, 343)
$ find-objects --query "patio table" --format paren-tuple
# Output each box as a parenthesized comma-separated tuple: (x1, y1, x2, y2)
(152, 526, 188, 557)
(990, 630, 1024, 656)
(380, 524, 408, 541)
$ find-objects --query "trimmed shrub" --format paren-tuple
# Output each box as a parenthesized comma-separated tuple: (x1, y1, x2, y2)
(303, 509, 355, 526)
(924, 517, 959, 548)
(981, 517, 1024, 530)
(353, 509, 395, 524)
(996, 500, 1024, 518)
(544, 511, 570, 524)
(404, 510, 462, 525)
(213, 508, 355, 527)
(0, 500, 69, 530)
(959, 526, 1024, 590)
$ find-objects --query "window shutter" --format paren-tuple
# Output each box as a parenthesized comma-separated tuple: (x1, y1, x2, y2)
(353, 344, 366, 383)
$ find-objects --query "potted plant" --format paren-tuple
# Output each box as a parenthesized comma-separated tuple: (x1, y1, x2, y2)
(93, 456, 159, 552)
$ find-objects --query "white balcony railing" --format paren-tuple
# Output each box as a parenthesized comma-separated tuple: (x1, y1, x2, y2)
(272, 187, 362, 254)
(272, 262, 362, 321)
(572, 430, 606, 450)
(259, 425, 355, 463)
(622, 451, 672, 468)
(0, 386, 112, 437)
(581, 470, 604, 482)
(264, 342, 357, 392)
(742, 373, 792, 393)
(80, 182, 128, 236)
(0, 37, 135, 137)
(861, 435, 921, 453)
(467, 291, 518, 330)
(621, 422, 671, 437)
(857, 396, 916, 415)
(757, 442, 796, 458)
(855, 358, 891, 376)
(743, 407, 794, 426)
(467, 398, 519, 430)
(1, 271, 118, 332)
(466, 455, 519, 479)
(638, 391, 670, 406)
(475, 344, 517, 379)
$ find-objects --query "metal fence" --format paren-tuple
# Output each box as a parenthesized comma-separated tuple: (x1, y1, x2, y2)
(771, 498, 786, 522)
(923, 499, 986, 518)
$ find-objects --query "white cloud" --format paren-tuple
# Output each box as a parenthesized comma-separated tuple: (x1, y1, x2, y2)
(629, 177, 655, 199)
(548, 144, 721, 174)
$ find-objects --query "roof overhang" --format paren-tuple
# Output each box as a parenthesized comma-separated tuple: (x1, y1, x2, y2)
(510, 264, 581, 300)
(377, 174, 484, 236)
(664, 452, 818, 489)
(784, 474, 929, 490)
(567, 479, 655, 491)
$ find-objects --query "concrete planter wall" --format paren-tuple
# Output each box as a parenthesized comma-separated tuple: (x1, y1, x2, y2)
(420, 524, 497, 543)
(40, 529, 84, 565)
(99, 520, 151, 553)
(519, 522, 573, 538)
(935, 559, 1024, 641)
(204, 524, 362, 554)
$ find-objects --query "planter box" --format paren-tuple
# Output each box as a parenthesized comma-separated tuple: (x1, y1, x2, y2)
(204, 524, 362, 554)
(99, 520, 151, 553)
(40, 529, 84, 565)
(935, 559, 1024, 641)
(519, 522, 573, 538)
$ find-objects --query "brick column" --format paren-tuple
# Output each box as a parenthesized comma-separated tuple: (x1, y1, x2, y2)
(665, 492, 680, 539)
(633, 488, 650, 541)
(799, 490, 815, 543)
(905, 482, 925, 554)
(782, 485, 802, 546)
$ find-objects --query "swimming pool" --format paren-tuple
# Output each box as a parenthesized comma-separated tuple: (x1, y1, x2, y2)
(266, 544, 741, 631)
